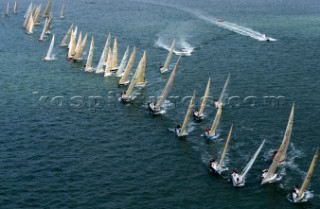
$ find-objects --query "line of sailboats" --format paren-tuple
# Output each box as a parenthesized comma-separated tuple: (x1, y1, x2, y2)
(17, 1, 319, 204)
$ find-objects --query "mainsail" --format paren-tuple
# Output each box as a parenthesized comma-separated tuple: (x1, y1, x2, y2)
(60, 24, 73, 46)
(13, 0, 18, 14)
(125, 56, 143, 97)
(111, 38, 118, 71)
(136, 51, 146, 84)
(216, 124, 233, 170)
(119, 47, 136, 85)
(116, 46, 129, 77)
(39, 17, 49, 41)
(73, 33, 87, 61)
(209, 103, 222, 135)
(240, 140, 265, 177)
(44, 34, 55, 60)
(262, 104, 295, 184)
(155, 57, 181, 110)
(297, 147, 318, 199)
(84, 36, 94, 72)
(180, 91, 195, 135)
(104, 47, 113, 77)
(162, 38, 175, 71)
(43, 0, 51, 17)
(67, 29, 76, 59)
(199, 77, 210, 116)
(5, 2, 9, 15)
(60, 4, 65, 18)
(24, 2, 32, 18)
(95, 33, 110, 73)
(218, 73, 230, 105)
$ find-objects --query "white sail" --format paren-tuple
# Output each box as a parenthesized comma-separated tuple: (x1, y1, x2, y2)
(85, 36, 94, 72)
(119, 47, 136, 85)
(218, 73, 230, 105)
(209, 103, 222, 136)
(26, 12, 35, 34)
(95, 33, 110, 74)
(24, 2, 32, 18)
(262, 104, 295, 184)
(67, 29, 76, 59)
(297, 147, 318, 200)
(60, 24, 73, 46)
(155, 57, 181, 110)
(199, 77, 210, 116)
(160, 38, 175, 73)
(124, 55, 144, 99)
(179, 91, 195, 136)
(43, 0, 51, 17)
(44, 34, 55, 61)
(34, 4, 42, 25)
(75, 32, 82, 54)
(104, 47, 113, 77)
(60, 4, 65, 18)
(135, 51, 147, 87)
(13, 0, 18, 14)
(241, 140, 265, 177)
(45, 13, 53, 34)
(216, 124, 233, 171)
(111, 38, 118, 71)
(5, 2, 9, 15)
(116, 45, 129, 77)
(39, 18, 49, 41)
(73, 33, 87, 61)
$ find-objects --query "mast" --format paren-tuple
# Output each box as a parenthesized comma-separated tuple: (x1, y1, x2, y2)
(199, 77, 210, 115)
(216, 124, 233, 170)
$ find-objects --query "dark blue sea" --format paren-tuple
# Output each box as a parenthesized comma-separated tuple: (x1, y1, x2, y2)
(0, 0, 319, 208)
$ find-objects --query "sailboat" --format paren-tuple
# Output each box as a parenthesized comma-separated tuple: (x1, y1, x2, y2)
(193, 77, 210, 121)
(25, 12, 35, 34)
(208, 124, 233, 174)
(73, 33, 87, 62)
(43, 35, 55, 61)
(148, 57, 181, 115)
(111, 38, 118, 73)
(67, 29, 76, 60)
(45, 13, 53, 34)
(95, 33, 110, 74)
(119, 47, 136, 85)
(231, 140, 265, 187)
(60, 4, 65, 18)
(204, 74, 230, 139)
(34, 4, 42, 25)
(160, 38, 175, 73)
(115, 46, 129, 77)
(84, 36, 94, 72)
(43, 0, 51, 17)
(261, 104, 295, 185)
(120, 54, 144, 103)
(175, 91, 195, 137)
(60, 24, 73, 46)
(4, 2, 9, 16)
(39, 18, 49, 41)
(13, 0, 18, 14)
(291, 147, 318, 203)
(135, 51, 147, 88)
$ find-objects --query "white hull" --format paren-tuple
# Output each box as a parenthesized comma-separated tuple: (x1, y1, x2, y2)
(291, 191, 307, 203)
(231, 173, 245, 187)
(104, 72, 113, 77)
(209, 162, 223, 175)
(204, 131, 218, 139)
(175, 128, 187, 137)
(193, 112, 204, 121)
(84, 67, 95, 72)
(160, 67, 168, 74)
(148, 102, 161, 115)
(261, 172, 278, 185)
(135, 81, 147, 89)
(121, 95, 132, 103)
(44, 57, 54, 61)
